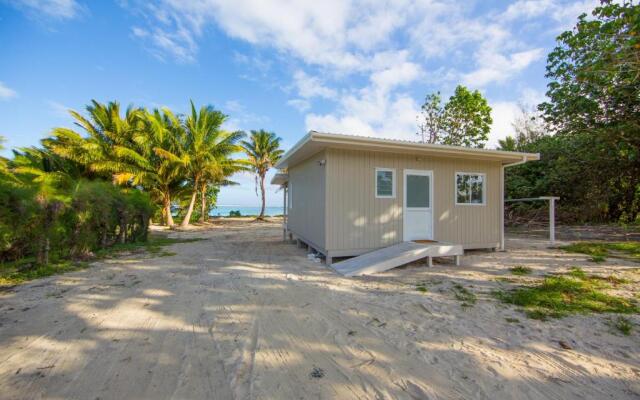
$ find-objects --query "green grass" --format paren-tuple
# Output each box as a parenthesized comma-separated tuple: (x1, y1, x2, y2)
(510, 266, 532, 275)
(566, 266, 630, 285)
(452, 283, 477, 307)
(0, 259, 89, 287)
(416, 285, 428, 293)
(94, 235, 203, 258)
(493, 270, 638, 320)
(560, 241, 640, 262)
(610, 316, 633, 335)
(495, 277, 517, 283)
(0, 235, 203, 287)
(505, 317, 520, 323)
(566, 266, 587, 279)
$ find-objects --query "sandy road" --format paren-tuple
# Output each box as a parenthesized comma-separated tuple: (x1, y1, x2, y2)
(1, 221, 639, 399)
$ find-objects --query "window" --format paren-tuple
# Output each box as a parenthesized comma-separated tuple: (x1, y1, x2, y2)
(375, 168, 395, 198)
(406, 174, 430, 208)
(456, 172, 485, 205)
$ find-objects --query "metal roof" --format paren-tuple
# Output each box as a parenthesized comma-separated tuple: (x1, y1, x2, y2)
(275, 131, 540, 169)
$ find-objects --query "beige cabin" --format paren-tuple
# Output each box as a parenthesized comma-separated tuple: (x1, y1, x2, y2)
(272, 131, 539, 265)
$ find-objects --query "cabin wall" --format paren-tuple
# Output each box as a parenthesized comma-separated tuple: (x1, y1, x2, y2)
(324, 148, 502, 253)
(287, 150, 327, 251)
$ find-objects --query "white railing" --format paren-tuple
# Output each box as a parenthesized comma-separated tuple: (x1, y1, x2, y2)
(505, 196, 559, 245)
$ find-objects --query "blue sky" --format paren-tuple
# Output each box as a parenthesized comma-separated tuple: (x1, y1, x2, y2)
(0, 0, 598, 206)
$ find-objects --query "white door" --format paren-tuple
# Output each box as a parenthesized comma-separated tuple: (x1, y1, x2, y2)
(403, 169, 433, 241)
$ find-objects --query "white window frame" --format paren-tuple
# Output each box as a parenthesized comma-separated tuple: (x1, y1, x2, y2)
(288, 182, 292, 209)
(455, 172, 486, 206)
(375, 167, 396, 199)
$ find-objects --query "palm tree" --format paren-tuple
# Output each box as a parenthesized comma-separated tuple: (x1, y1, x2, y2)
(0, 136, 19, 183)
(177, 101, 244, 227)
(45, 100, 246, 228)
(139, 108, 186, 227)
(47, 101, 186, 227)
(497, 136, 517, 151)
(48, 100, 146, 179)
(197, 158, 248, 223)
(241, 130, 284, 220)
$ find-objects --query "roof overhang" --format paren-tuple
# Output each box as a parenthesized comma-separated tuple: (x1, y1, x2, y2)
(275, 131, 540, 169)
(270, 173, 289, 186)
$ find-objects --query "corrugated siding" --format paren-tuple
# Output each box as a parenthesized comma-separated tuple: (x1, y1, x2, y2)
(288, 150, 326, 250)
(325, 148, 501, 252)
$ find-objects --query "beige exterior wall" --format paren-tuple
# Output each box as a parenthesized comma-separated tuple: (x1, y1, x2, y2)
(324, 148, 502, 253)
(287, 150, 327, 251)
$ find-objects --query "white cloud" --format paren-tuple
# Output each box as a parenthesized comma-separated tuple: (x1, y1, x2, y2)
(501, 0, 555, 21)
(0, 82, 17, 100)
(306, 84, 420, 141)
(292, 70, 336, 99)
(123, 0, 429, 71)
(47, 100, 69, 116)
(233, 51, 272, 77)
(486, 87, 548, 148)
(487, 101, 521, 149)
(550, 0, 600, 28)
(520, 87, 547, 107)
(130, 24, 197, 63)
(287, 99, 311, 112)
(370, 62, 423, 93)
(463, 48, 544, 87)
(501, 0, 599, 27)
(306, 114, 376, 137)
(122, 0, 593, 147)
(7, 0, 82, 19)
(220, 99, 269, 132)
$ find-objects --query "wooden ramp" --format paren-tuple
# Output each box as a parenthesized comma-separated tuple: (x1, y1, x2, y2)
(331, 242, 463, 277)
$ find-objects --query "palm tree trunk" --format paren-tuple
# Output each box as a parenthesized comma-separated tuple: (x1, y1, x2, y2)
(119, 215, 127, 244)
(258, 173, 266, 220)
(199, 182, 207, 223)
(43, 237, 50, 266)
(181, 189, 198, 227)
(163, 194, 174, 227)
(101, 226, 108, 248)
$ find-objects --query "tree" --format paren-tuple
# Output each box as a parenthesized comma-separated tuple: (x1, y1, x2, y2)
(48, 101, 181, 227)
(497, 136, 517, 151)
(141, 108, 186, 227)
(177, 101, 244, 227)
(540, 0, 639, 137)
(417, 85, 492, 148)
(442, 85, 492, 148)
(416, 92, 445, 143)
(196, 158, 246, 223)
(45, 100, 247, 228)
(10, 147, 72, 264)
(0, 137, 13, 180)
(538, 0, 640, 221)
(241, 130, 284, 220)
(498, 106, 549, 152)
(512, 105, 548, 147)
(48, 100, 146, 180)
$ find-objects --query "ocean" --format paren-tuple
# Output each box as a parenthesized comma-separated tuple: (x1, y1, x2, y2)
(209, 205, 284, 217)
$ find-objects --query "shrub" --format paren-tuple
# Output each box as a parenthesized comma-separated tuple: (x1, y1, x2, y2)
(0, 178, 155, 264)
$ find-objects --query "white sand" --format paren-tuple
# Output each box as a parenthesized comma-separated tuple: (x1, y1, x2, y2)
(0, 221, 639, 399)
